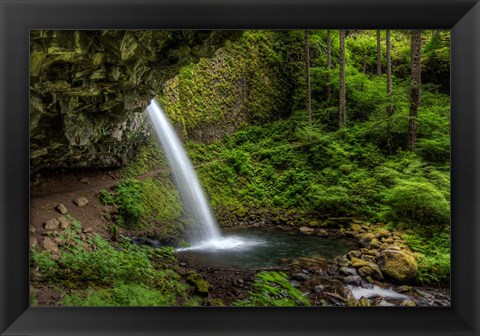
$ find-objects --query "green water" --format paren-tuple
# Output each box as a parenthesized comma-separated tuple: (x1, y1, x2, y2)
(177, 227, 355, 269)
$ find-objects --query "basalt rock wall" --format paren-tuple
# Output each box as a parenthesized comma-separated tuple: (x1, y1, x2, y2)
(30, 30, 241, 172)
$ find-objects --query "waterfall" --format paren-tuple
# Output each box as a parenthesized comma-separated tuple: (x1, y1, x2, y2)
(146, 99, 221, 244)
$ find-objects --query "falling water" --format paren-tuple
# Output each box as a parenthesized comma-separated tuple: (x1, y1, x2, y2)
(146, 99, 221, 245)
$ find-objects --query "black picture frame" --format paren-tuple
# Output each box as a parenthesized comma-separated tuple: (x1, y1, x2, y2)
(1, 0, 479, 335)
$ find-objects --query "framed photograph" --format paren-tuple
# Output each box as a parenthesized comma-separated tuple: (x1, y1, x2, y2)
(1, 0, 479, 335)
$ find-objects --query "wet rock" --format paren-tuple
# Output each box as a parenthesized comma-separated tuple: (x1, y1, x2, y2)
(41, 237, 59, 254)
(290, 280, 301, 288)
(377, 299, 396, 307)
(375, 228, 390, 239)
(73, 197, 89, 207)
(359, 233, 376, 248)
(343, 275, 362, 286)
(55, 204, 68, 215)
(362, 255, 377, 263)
(347, 250, 362, 259)
(339, 267, 358, 277)
(396, 285, 413, 293)
(377, 249, 418, 283)
(58, 217, 70, 230)
(346, 298, 360, 306)
(350, 224, 362, 232)
(382, 237, 394, 244)
(369, 238, 381, 249)
(337, 257, 352, 268)
(292, 273, 310, 281)
(44, 218, 60, 230)
(415, 290, 435, 300)
(400, 299, 416, 307)
(350, 257, 384, 281)
(358, 266, 373, 278)
(316, 229, 328, 237)
(299, 226, 315, 235)
(359, 297, 371, 306)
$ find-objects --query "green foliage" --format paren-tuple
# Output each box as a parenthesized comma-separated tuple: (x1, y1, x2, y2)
(56, 236, 157, 286)
(115, 179, 146, 229)
(382, 179, 450, 226)
(98, 189, 115, 206)
(403, 227, 450, 285)
(140, 177, 182, 223)
(60, 284, 176, 306)
(120, 143, 168, 178)
(235, 271, 310, 306)
(31, 216, 194, 306)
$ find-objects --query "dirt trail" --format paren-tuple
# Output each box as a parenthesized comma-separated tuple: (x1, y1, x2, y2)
(31, 167, 170, 199)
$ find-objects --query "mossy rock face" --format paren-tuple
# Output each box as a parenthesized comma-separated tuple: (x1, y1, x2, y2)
(30, 30, 241, 172)
(160, 31, 294, 143)
(377, 249, 418, 284)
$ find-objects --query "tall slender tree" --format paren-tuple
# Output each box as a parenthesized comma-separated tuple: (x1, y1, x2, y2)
(339, 30, 347, 128)
(386, 30, 394, 154)
(326, 30, 332, 102)
(407, 30, 422, 151)
(376, 30, 382, 77)
(305, 30, 312, 128)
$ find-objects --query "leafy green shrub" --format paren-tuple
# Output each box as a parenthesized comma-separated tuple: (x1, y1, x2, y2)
(235, 271, 310, 306)
(56, 236, 157, 286)
(115, 179, 145, 228)
(98, 189, 115, 206)
(140, 177, 182, 223)
(382, 179, 450, 226)
(415, 136, 450, 164)
(306, 184, 351, 216)
(403, 228, 450, 284)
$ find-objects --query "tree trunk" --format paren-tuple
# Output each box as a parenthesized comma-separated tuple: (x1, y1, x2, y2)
(376, 30, 382, 77)
(386, 30, 393, 154)
(339, 30, 346, 128)
(326, 30, 332, 102)
(407, 30, 422, 151)
(305, 30, 312, 128)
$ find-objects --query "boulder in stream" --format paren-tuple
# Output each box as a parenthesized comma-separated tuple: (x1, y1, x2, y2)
(377, 249, 418, 284)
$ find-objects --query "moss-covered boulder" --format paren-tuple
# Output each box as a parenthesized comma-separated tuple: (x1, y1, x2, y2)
(30, 30, 241, 171)
(377, 249, 418, 283)
(186, 272, 210, 295)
